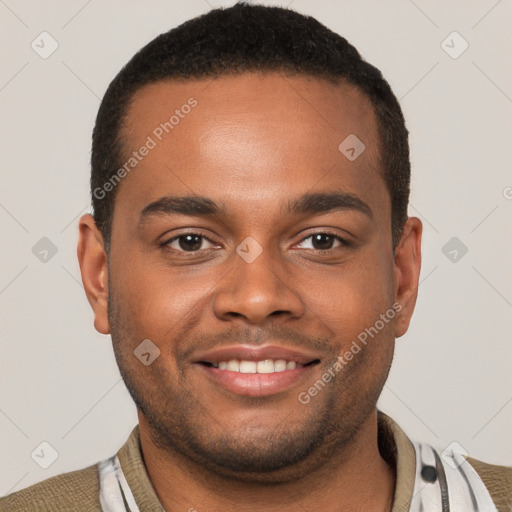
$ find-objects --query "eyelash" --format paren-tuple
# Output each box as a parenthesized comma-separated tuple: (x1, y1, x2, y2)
(161, 231, 350, 253)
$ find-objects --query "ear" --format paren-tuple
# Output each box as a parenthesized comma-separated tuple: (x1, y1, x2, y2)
(77, 214, 110, 335)
(393, 217, 422, 338)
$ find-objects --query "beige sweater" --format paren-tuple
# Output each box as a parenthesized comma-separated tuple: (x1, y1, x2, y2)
(1, 413, 511, 511)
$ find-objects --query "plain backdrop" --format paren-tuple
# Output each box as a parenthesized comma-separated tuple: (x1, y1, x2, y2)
(1, 0, 511, 495)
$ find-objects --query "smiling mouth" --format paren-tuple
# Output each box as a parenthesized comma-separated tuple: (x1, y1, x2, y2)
(198, 358, 321, 374)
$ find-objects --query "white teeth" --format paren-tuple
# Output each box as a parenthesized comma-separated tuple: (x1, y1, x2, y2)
(227, 359, 239, 371)
(274, 359, 287, 372)
(239, 361, 257, 373)
(213, 359, 303, 373)
(256, 359, 274, 373)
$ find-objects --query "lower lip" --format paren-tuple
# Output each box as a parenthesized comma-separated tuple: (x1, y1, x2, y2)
(195, 363, 317, 397)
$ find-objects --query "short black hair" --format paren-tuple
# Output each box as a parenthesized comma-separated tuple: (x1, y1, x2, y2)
(91, 2, 410, 252)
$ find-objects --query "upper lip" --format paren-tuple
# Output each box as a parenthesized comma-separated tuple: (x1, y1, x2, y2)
(194, 344, 322, 366)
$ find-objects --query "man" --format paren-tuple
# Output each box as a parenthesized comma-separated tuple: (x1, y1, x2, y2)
(2, 3, 510, 511)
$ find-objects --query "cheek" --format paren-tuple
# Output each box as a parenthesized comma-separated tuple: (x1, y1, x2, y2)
(110, 256, 216, 339)
(298, 250, 395, 338)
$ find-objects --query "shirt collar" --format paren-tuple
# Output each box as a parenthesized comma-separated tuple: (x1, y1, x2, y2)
(377, 411, 416, 511)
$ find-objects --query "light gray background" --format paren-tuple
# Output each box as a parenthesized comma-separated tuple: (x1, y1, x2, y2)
(1, 0, 511, 495)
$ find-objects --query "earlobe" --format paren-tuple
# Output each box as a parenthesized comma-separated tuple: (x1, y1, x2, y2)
(393, 217, 422, 338)
(77, 214, 110, 335)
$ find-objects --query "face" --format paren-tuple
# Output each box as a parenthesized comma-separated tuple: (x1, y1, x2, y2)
(79, 72, 421, 483)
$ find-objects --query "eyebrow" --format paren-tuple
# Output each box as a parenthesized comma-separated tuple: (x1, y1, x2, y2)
(138, 191, 373, 225)
(288, 192, 372, 219)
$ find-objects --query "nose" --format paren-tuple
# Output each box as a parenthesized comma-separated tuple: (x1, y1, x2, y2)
(212, 244, 305, 325)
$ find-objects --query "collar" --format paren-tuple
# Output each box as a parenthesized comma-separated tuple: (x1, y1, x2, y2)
(377, 411, 417, 511)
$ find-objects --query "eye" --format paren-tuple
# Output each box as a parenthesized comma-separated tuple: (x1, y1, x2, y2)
(163, 233, 218, 252)
(296, 232, 349, 251)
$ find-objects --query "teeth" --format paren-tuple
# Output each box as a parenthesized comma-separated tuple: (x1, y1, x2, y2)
(227, 360, 239, 371)
(274, 359, 287, 372)
(256, 359, 274, 373)
(212, 359, 303, 373)
(239, 361, 257, 373)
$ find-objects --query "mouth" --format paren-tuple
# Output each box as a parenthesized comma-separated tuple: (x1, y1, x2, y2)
(193, 345, 321, 397)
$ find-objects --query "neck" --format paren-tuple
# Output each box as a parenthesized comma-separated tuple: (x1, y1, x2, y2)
(139, 409, 396, 512)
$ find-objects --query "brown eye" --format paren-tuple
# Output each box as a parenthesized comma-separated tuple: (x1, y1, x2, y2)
(163, 234, 216, 252)
(178, 234, 203, 251)
(296, 232, 348, 251)
(311, 233, 335, 250)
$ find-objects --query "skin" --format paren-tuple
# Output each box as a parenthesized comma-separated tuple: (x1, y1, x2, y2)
(78, 72, 422, 512)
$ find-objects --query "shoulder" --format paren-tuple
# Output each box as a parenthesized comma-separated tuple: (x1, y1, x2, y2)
(466, 456, 512, 511)
(0, 463, 101, 512)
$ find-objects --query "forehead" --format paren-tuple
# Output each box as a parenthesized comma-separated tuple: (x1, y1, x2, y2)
(115, 72, 387, 224)
(123, 72, 379, 156)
